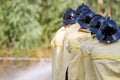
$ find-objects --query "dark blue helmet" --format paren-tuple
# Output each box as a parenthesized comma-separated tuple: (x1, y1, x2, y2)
(62, 8, 76, 25)
(96, 17, 120, 43)
(76, 3, 91, 16)
(76, 9, 95, 29)
(89, 14, 106, 34)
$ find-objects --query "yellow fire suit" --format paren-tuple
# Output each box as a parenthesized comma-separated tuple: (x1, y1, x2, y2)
(61, 22, 91, 80)
(80, 37, 97, 80)
(90, 39, 120, 80)
(51, 25, 70, 80)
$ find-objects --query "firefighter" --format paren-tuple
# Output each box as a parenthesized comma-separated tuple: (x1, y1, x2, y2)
(50, 8, 76, 80)
(80, 14, 106, 80)
(91, 17, 120, 80)
(61, 8, 95, 80)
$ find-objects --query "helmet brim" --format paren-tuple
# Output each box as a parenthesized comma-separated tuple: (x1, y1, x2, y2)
(62, 20, 76, 25)
(76, 18, 89, 29)
(74, 15, 78, 20)
(88, 27, 99, 34)
(96, 27, 120, 43)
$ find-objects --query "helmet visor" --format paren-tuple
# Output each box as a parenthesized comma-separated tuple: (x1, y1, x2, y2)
(62, 19, 76, 25)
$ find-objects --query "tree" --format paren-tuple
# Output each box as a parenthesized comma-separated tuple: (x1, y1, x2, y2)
(0, 0, 42, 50)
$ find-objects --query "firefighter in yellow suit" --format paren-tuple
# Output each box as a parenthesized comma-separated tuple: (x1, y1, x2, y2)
(51, 8, 76, 80)
(62, 6, 96, 80)
(90, 17, 120, 80)
(80, 14, 106, 80)
(51, 26, 66, 80)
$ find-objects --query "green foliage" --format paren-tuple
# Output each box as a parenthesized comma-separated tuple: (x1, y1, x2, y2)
(39, 0, 83, 48)
(0, 0, 42, 50)
(0, 0, 120, 56)
(86, 0, 120, 25)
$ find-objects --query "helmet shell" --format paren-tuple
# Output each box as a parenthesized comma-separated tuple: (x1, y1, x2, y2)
(76, 9, 95, 29)
(62, 8, 76, 25)
(89, 14, 106, 34)
(96, 17, 120, 43)
(76, 3, 90, 16)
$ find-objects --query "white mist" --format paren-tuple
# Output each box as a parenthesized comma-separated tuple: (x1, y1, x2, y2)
(14, 58, 52, 80)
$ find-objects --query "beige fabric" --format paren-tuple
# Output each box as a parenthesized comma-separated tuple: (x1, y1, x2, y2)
(62, 23, 91, 80)
(80, 38, 97, 80)
(61, 24, 79, 80)
(68, 32, 91, 80)
(51, 26, 67, 80)
(90, 39, 120, 80)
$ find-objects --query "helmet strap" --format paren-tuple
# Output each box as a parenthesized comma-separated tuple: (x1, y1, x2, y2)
(64, 24, 72, 29)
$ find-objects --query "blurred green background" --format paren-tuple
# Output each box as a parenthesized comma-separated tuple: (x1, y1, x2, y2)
(0, 0, 120, 57)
